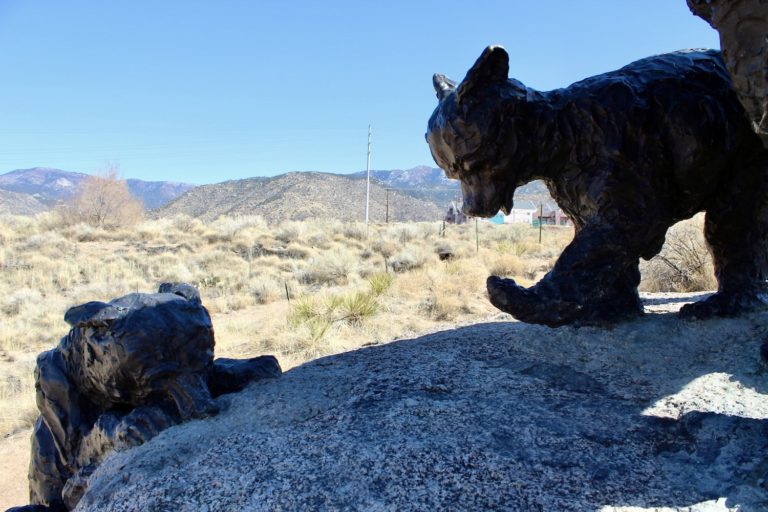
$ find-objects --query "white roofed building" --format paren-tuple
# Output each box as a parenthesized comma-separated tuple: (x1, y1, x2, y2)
(502, 200, 538, 224)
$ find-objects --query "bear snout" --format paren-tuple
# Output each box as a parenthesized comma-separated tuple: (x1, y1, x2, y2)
(460, 181, 502, 218)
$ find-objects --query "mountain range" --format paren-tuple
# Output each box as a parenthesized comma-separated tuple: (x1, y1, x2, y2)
(349, 166, 459, 206)
(0, 168, 194, 209)
(0, 166, 554, 222)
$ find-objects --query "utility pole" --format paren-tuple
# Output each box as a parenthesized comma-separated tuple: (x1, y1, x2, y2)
(539, 202, 543, 244)
(475, 218, 479, 253)
(385, 188, 390, 223)
(365, 125, 372, 226)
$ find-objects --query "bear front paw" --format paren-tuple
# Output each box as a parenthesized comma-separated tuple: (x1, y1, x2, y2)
(486, 275, 642, 326)
(486, 276, 581, 327)
(114, 406, 177, 448)
(486, 276, 536, 313)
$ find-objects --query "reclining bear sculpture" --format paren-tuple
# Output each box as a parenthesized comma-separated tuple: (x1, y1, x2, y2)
(16, 283, 281, 512)
(427, 46, 768, 326)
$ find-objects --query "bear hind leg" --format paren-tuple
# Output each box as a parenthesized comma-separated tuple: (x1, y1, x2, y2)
(679, 156, 768, 319)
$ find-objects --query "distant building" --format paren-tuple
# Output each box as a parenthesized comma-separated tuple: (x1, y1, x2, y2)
(488, 212, 505, 224)
(538, 203, 572, 226)
(503, 200, 538, 224)
(501, 200, 572, 226)
(444, 200, 467, 224)
(446, 198, 572, 227)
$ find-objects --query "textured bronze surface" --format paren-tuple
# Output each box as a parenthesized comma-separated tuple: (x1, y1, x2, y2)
(427, 46, 768, 326)
(15, 284, 280, 511)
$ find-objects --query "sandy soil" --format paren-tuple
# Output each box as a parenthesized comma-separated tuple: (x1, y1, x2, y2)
(0, 431, 31, 510)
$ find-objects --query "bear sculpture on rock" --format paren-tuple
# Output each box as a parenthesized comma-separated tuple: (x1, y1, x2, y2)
(12, 283, 281, 512)
(427, 46, 768, 326)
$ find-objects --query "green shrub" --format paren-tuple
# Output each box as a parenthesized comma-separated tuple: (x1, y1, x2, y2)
(368, 272, 394, 296)
(288, 295, 323, 326)
(338, 291, 378, 325)
(289, 289, 379, 333)
(390, 248, 428, 273)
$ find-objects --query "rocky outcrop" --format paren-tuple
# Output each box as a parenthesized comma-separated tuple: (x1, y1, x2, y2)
(76, 298, 768, 511)
(688, 0, 768, 145)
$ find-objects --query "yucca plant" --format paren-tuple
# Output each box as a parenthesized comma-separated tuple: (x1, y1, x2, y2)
(338, 291, 378, 325)
(368, 272, 394, 296)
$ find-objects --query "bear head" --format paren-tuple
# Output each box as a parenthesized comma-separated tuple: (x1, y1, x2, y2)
(426, 45, 528, 217)
(60, 285, 215, 413)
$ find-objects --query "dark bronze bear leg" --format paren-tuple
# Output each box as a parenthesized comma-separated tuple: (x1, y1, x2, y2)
(28, 418, 68, 511)
(488, 224, 644, 326)
(680, 152, 768, 319)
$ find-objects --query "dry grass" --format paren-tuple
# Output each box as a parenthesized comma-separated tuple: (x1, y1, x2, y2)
(0, 211, 725, 509)
(640, 214, 717, 293)
(0, 212, 716, 446)
(0, 214, 574, 439)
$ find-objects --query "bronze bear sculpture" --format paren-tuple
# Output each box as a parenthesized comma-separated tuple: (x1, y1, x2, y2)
(15, 283, 281, 512)
(427, 46, 768, 326)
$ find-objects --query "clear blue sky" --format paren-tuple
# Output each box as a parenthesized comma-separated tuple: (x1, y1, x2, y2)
(0, 1, 718, 184)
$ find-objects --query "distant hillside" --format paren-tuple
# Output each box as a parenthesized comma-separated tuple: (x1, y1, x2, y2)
(0, 167, 86, 205)
(349, 166, 459, 206)
(0, 189, 48, 215)
(156, 172, 444, 223)
(512, 180, 554, 207)
(350, 166, 455, 191)
(0, 168, 194, 210)
(350, 166, 554, 209)
(124, 179, 196, 209)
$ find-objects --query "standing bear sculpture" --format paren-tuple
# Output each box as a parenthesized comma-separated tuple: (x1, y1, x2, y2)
(427, 46, 768, 326)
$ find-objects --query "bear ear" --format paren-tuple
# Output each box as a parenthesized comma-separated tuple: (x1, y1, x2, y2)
(158, 282, 201, 304)
(457, 45, 509, 102)
(64, 301, 120, 327)
(433, 74, 457, 101)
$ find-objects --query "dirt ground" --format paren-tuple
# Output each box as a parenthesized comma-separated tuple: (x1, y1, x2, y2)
(0, 431, 31, 510)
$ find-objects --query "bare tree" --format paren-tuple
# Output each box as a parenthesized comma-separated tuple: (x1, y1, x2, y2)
(63, 165, 144, 229)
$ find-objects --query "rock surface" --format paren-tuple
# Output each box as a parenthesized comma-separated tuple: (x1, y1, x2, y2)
(76, 296, 768, 511)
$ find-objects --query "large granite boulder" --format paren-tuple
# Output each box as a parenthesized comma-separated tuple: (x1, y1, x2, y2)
(75, 297, 768, 511)
(688, 0, 768, 145)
